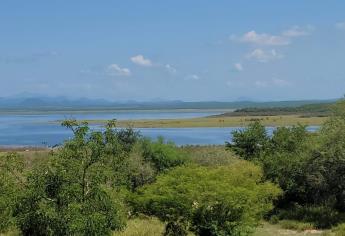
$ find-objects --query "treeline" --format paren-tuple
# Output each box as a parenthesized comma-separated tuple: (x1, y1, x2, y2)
(216, 102, 334, 117)
(227, 100, 345, 230)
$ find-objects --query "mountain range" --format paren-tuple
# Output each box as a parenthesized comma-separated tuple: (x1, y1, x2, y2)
(0, 95, 338, 111)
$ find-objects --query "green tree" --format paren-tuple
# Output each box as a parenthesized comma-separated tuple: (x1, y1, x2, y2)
(309, 100, 345, 211)
(14, 120, 129, 235)
(260, 125, 313, 205)
(226, 121, 269, 161)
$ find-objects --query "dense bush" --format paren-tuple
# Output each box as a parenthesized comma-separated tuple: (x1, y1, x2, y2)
(123, 145, 156, 191)
(132, 161, 281, 236)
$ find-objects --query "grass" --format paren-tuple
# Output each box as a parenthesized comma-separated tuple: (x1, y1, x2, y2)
(114, 217, 164, 236)
(0, 220, 329, 236)
(278, 220, 315, 232)
(0, 149, 51, 170)
(328, 223, 345, 236)
(182, 145, 240, 166)
(254, 222, 326, 236)
(70, 115, 327, 128)
(113, 218, 327, 236)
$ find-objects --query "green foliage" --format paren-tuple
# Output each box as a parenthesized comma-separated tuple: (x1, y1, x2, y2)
(14, 120, 130, 235)
(0, 153, 24, 233)
(226, 121, 269, 160)
(133, 161, 281, 236)
(141, 137, 187, 173)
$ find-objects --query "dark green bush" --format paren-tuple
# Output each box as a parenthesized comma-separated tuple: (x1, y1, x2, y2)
(276, 204, 345, 228)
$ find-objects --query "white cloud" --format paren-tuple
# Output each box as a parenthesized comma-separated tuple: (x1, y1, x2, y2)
(106, 64, 131, 77)
(130, 54, 153, 67)
(165, 64, 177, 74)
(247, 49, 283, 62)
(185, 74, 200, 81)
(336, 21, 345, 30)
(234, 63, 243, 71)
(234, 26, 313, 46)
(238, 31, 290, 46)
(282, 25, 313, 37)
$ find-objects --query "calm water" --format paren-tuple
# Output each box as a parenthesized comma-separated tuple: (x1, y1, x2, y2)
(0, 110, 320, 147)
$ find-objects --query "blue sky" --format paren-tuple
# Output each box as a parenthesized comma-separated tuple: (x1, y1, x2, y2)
(1, 0, 345, 101)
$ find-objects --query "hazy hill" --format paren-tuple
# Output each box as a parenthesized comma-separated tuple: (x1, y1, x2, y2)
(0, 95, 338, 112)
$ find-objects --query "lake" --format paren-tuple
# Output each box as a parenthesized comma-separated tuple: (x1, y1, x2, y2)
(0, 110, 320, 147)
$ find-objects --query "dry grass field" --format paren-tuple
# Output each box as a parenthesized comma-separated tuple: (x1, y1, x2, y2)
(73, 115, 327, 128)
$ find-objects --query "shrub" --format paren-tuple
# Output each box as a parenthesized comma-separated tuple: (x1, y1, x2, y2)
(141, 137, 187, 173)
(0, 153, 24, 233)
(125, 146, 156, 191)
(226, 121, 269, 161)
(133, 161, 281, 236)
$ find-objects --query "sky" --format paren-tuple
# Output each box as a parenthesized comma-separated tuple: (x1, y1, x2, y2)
(1, 0, 345, 101)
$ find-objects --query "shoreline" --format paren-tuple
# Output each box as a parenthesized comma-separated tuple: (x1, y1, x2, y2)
(0, 108, 234, 115)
